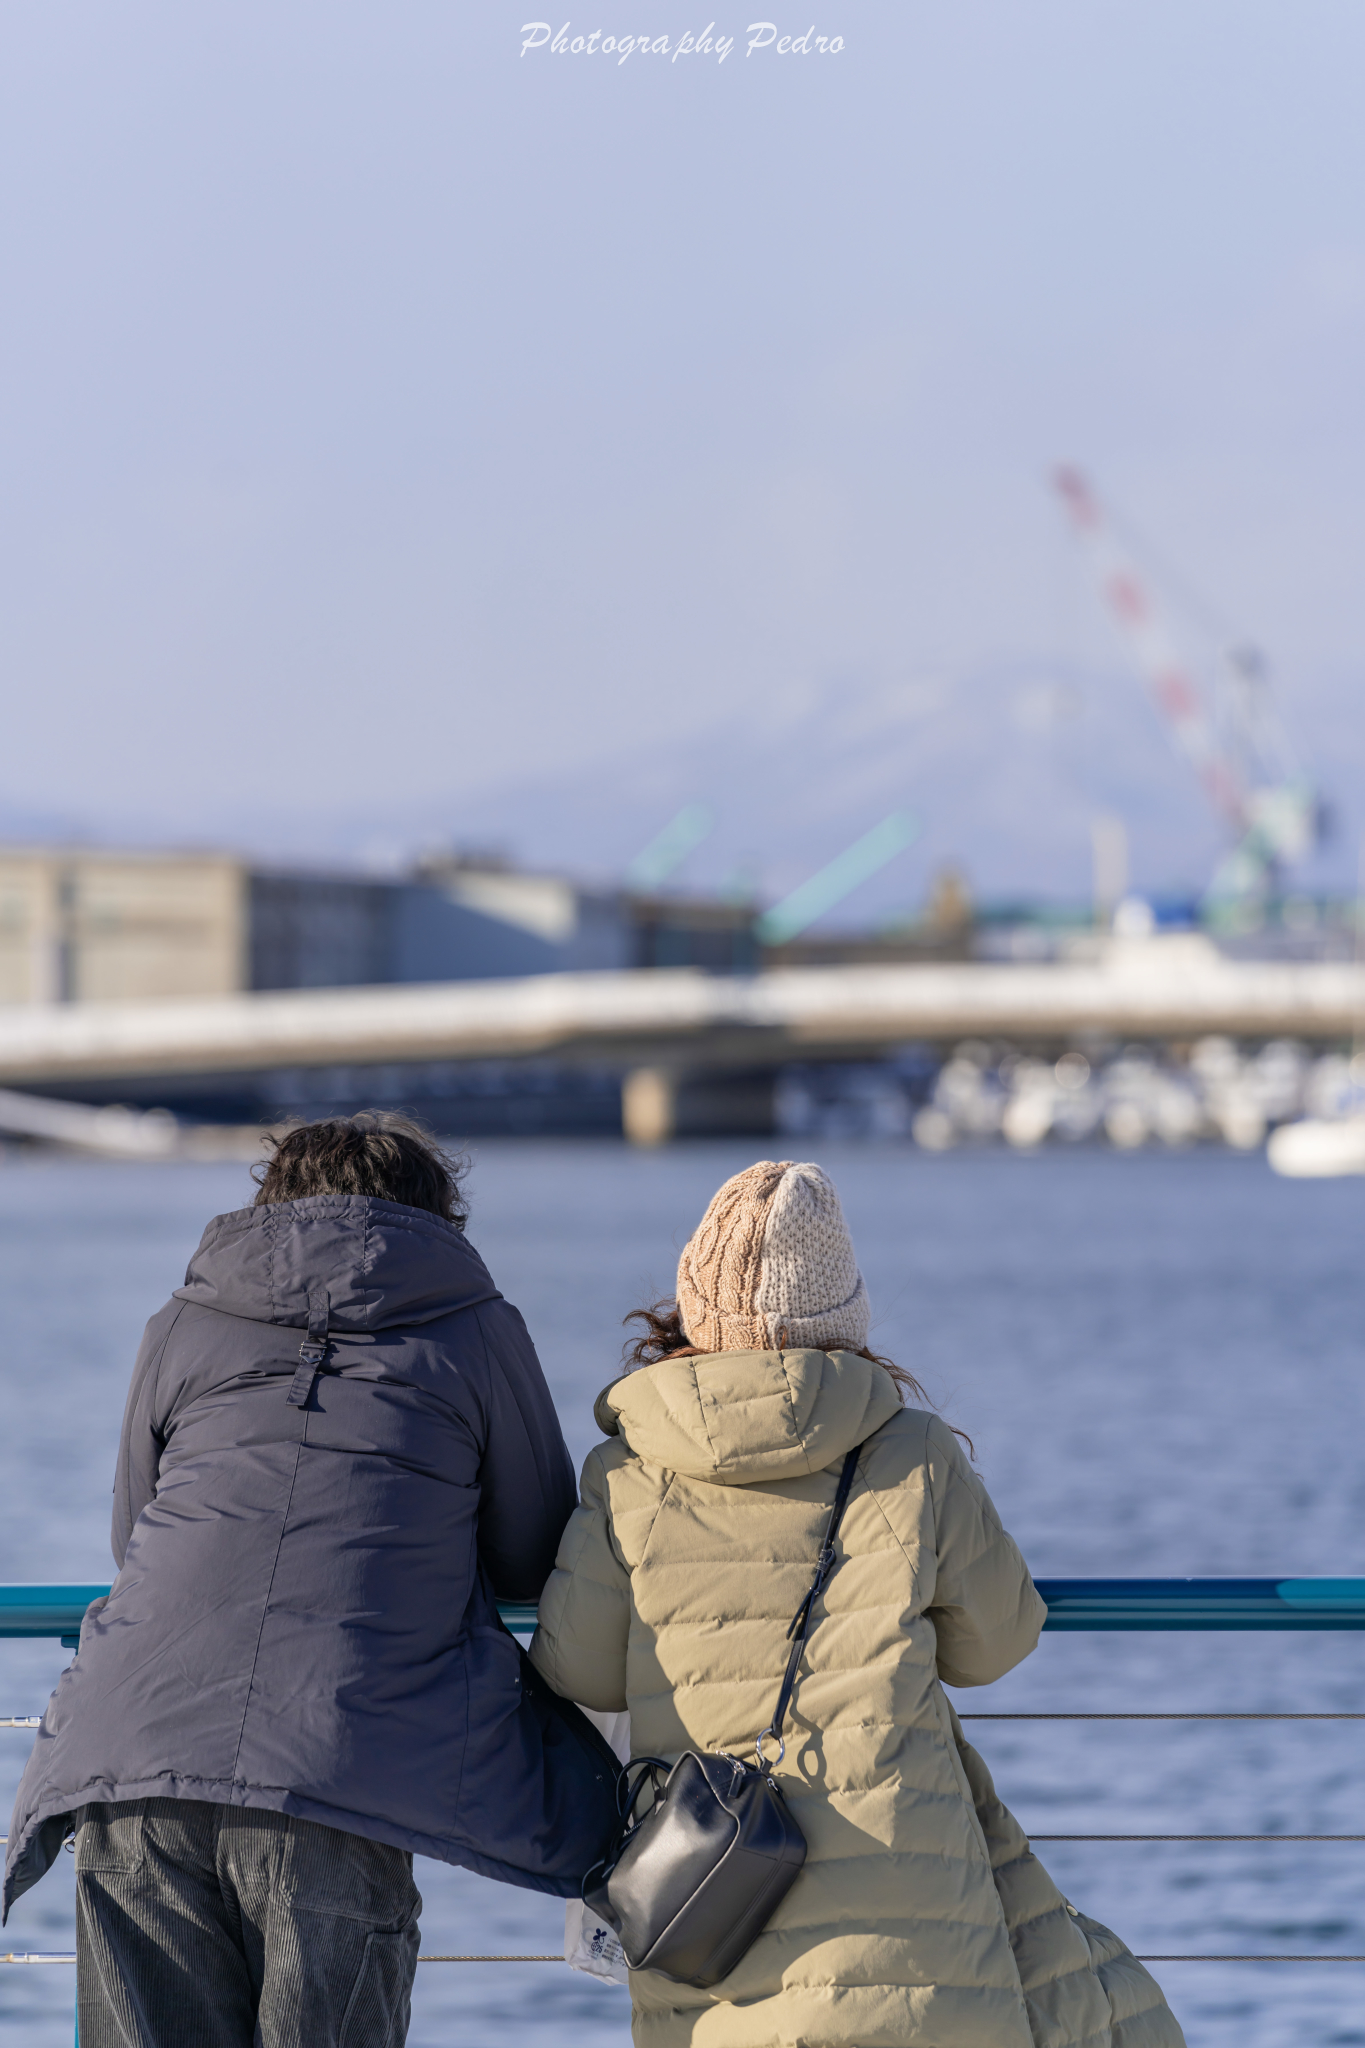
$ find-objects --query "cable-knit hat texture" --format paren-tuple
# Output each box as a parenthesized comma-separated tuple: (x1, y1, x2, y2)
(676, 1159, 870, 1354)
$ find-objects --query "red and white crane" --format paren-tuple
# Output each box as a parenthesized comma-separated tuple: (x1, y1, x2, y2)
(1054, 466, 1317, 899)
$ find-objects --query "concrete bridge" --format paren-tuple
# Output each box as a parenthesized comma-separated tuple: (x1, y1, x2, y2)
(0, 934, 1358, 1143)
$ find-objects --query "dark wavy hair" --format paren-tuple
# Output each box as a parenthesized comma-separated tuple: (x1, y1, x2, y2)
(252, 1111, 469, 1225)
(623, 1299, 973, 1454)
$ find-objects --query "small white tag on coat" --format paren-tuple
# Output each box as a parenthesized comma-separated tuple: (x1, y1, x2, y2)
(565, 1708, 631, 1985)
(564, 1898, 629, 1983)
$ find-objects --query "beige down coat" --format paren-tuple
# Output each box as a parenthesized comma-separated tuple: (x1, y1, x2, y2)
(531, 1348, 1185, 2048)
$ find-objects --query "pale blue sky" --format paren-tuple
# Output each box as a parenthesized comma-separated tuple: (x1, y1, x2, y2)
(1, 2, 1362, 910)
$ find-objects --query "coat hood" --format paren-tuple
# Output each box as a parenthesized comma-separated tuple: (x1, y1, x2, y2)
(593, 1348, 902, 1485)
(173, 1194, 500, 1331)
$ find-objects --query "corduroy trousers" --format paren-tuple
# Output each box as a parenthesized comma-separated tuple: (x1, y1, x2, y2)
(74, 1799, 421, 2048)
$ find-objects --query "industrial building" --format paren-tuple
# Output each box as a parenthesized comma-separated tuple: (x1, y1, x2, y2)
(0, 845, 758, 1007)
(0, 848, 249, 1005)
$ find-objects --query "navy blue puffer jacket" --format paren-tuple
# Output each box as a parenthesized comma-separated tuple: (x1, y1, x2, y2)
(4, 1194, 614, 1915)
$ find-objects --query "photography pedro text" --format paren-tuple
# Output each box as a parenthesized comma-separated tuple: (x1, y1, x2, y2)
(520, 22, 844, 63)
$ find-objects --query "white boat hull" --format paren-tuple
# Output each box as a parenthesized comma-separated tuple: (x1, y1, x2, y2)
(1268, 1116, 1365, 1178)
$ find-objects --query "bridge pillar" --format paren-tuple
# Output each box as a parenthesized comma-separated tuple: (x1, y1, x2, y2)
(621, 1066, 777, 1146)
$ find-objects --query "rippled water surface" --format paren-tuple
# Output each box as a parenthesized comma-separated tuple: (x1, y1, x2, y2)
(1, 1142, 1363, 2046)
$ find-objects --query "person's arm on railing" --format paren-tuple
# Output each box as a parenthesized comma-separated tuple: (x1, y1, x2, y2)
(528, 1444, 630, 1711)
(110, 1301, 186, 1568)
(473, 1301, 577, 1603)
(925, 1416, 1046, 1688)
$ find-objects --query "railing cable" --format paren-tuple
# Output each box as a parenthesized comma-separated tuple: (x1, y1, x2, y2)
(12, 1712, 1360, 1730)
(6, 1951, 1365, 1966)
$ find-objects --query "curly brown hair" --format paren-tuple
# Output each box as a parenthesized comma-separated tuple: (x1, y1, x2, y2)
(622, 1298, 973, 1455)
(252, 1111, 469, 1224)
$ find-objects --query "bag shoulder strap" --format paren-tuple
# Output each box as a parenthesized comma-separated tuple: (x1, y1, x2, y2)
(756, 1443, 861, 1766)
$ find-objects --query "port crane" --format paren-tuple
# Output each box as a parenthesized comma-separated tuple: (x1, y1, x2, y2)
(1054, 467, 1319, 901)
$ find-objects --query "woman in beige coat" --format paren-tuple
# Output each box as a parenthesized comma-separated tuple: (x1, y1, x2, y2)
(531, 1160, 1184, 2048)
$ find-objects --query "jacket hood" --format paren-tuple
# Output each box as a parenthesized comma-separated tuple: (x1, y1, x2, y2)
(174, 1195, 500, 1331)
(593, 1348, 902, 1485)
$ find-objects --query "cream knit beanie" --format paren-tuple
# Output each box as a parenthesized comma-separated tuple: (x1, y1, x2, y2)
(676, 1159, 871, 1354)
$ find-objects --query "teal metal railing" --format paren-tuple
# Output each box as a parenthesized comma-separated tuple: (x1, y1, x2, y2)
(1033, 1576, 1365, 1629)
(5, 1579, 1365, 1643)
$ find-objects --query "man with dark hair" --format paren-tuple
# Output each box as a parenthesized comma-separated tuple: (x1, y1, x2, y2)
(3, 1113, 615, 2048)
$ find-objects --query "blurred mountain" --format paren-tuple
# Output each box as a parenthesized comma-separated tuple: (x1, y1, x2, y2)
(368, 657, 1356, 926)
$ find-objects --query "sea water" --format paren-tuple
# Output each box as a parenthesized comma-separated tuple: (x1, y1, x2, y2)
(0, 1142, 1362, 2048)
